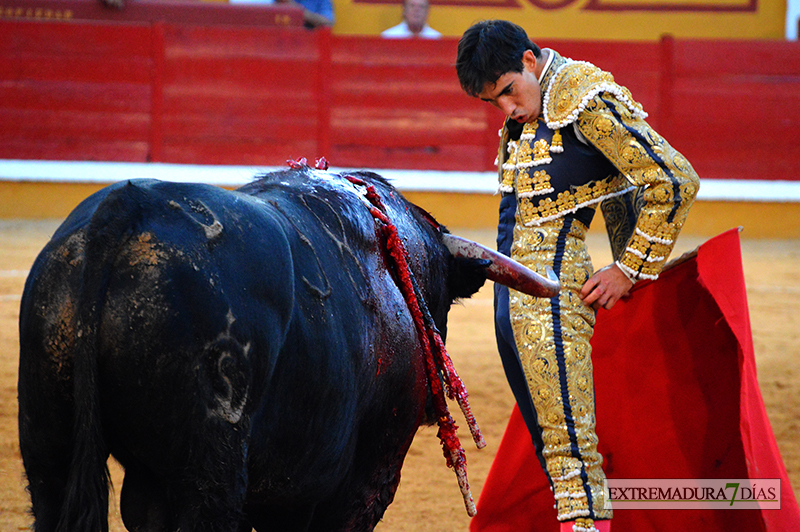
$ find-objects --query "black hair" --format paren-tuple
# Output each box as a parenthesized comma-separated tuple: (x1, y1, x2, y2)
(455, 20, 541, 97)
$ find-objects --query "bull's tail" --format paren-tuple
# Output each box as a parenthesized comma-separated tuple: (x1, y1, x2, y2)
(57, 182, 147, 532)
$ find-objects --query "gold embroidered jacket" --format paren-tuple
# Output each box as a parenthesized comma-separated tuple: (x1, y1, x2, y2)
(498, 50, 700, 281)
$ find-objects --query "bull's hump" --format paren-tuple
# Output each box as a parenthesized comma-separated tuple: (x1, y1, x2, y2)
(252, 167, 376, 209)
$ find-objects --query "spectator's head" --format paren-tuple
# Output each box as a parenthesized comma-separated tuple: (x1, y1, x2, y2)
(456, 20, 541, 97)
(403, 0, 431, 35)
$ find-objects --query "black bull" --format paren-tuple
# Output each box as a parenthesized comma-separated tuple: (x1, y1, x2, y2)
(18, 167, 557, 532)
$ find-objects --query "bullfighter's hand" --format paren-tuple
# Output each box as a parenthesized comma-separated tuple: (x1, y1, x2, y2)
(579, 263, 634, 311)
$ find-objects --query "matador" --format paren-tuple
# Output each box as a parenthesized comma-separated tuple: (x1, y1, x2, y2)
(456, 20, 700, 532)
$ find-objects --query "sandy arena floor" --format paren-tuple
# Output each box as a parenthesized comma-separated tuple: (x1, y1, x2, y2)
(1, 220, 798, 531)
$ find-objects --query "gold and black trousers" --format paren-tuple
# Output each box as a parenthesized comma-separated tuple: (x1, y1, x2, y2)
(493, 193, 612, 522)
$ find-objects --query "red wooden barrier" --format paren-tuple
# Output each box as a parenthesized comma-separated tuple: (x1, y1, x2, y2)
(156, 24, 321, 165)
(0, 19, 153, 161)
(1, 11, 798, 180)
(327, 36, 494, 171)
(669, 39, 800, 181)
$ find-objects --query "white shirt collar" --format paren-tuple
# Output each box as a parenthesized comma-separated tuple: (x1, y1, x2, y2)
(537, 49, 555, 85)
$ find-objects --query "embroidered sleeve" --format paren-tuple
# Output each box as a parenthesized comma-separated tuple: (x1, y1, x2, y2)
(575, 94, 700, 281)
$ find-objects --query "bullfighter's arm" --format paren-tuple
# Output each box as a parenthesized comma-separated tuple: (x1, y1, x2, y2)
(576, 93, 700, 282)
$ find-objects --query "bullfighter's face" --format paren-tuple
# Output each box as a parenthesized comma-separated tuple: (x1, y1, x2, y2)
(477, 49, 542, 125)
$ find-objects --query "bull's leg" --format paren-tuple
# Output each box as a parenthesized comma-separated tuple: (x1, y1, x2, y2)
(306, 452, 407, 532)
(305, 416, 418, 532)
(172, 482, 247, 532)
(120, 465, 170, 531)
(119, 430, 250, 532)
(18, 358, 76, 531)
(20, 458, 70, 532)
(177, 417, 252, 532)
(245, 502, 316, 532)
(120, 450, 249, 532)
(117, 435, 251, 532)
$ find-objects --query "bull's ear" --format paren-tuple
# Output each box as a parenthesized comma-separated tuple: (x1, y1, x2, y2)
(448, 256, 490, 299)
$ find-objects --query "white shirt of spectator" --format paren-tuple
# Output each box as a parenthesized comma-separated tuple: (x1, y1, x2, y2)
(382, 21, 441, 38)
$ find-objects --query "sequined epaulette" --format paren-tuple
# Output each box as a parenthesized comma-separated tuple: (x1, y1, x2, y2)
(543, 61, 647, 130)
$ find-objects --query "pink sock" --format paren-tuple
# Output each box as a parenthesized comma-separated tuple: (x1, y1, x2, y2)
(594, 521, 611, 532)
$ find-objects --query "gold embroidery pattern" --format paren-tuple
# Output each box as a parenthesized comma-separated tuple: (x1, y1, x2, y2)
(533, 138, 552, 165)
(521, 120, 539, 139)
(517, 174, 634, 227)
(551, 129, 564, 153)
(518, 138, 534, 165)
(517, 121, 544, 168)
(500, 119, 558, 199)
(499, 116, 635, 227)
(500, 135, 517, 193)
(543, 61, 647, 130)
(517, 169, 553, 198)
(509, 218, 612, 522)
(576, 97, 699, 280)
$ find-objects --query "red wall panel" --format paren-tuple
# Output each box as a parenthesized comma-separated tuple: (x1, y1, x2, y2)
(0, 19, 152, 161)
